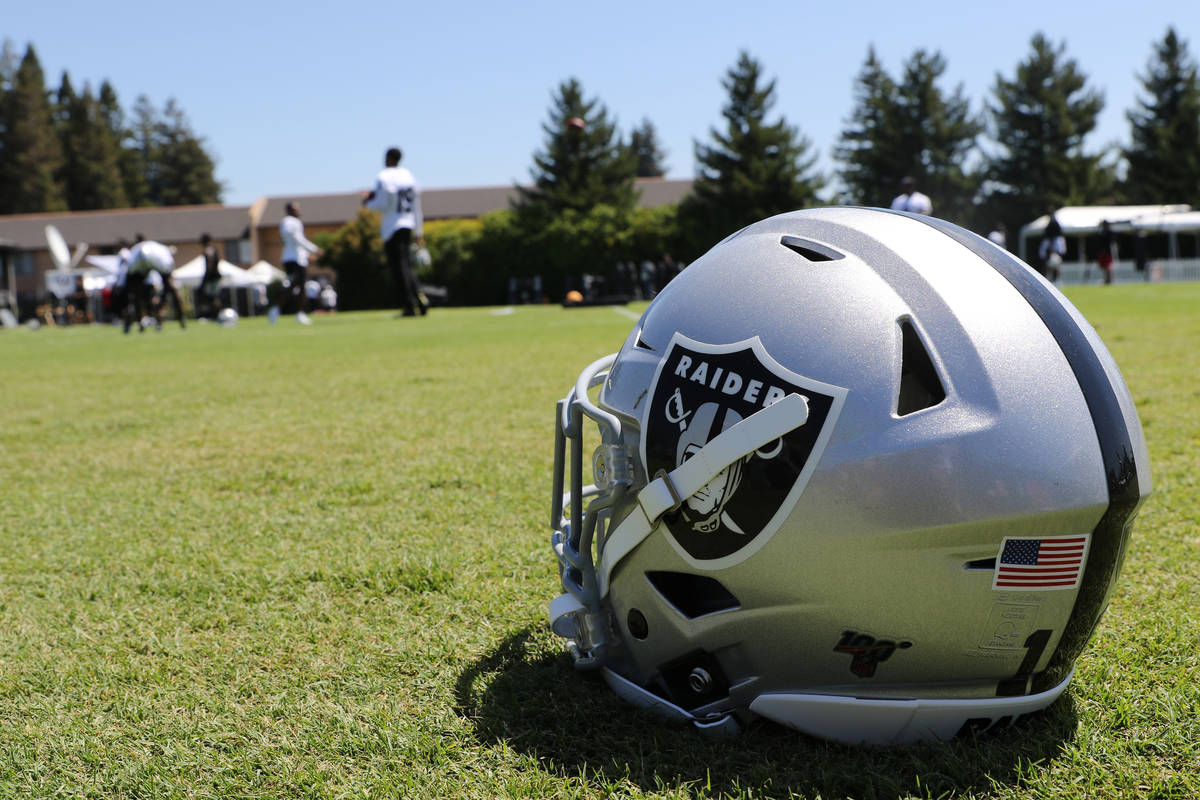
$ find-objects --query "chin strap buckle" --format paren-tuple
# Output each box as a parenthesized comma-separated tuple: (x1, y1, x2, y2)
(650, 468, 683, 511)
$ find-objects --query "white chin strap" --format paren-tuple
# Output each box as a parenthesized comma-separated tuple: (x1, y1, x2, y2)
(597, 391, 809, 595)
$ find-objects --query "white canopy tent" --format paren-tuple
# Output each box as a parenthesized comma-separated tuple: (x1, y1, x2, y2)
(1019, 204, 1196, 262)
(245, 260, 287, 285)
(84, 254, 121, 274)
(171, 255, 258, 288)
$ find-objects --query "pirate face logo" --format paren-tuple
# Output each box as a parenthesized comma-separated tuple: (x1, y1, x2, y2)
(641, 335, 845, 566)
(673, 400, 754, 534)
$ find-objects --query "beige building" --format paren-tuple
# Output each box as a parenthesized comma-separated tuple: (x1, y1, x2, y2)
(0, 179, 692, 315)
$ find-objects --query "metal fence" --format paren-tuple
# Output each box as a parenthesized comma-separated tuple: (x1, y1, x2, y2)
(1055, 258, 1200, 286)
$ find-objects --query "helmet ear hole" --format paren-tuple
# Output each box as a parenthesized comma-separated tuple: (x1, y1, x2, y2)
(646, 571, 740, 619)
(627, 609, 649, 640)
(896, 318, 946, 416)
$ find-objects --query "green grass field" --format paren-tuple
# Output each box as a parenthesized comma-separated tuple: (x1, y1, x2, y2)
(0, 286, 1196, 800)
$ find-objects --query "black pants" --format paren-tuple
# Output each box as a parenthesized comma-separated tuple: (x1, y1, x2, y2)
(385, 228, 424, 315)
(282, 262, 308, 313)
(197, 279, 221, 318)
(123, 273, 184, 331)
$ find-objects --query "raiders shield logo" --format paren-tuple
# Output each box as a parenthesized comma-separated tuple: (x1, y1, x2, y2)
(641, 334, 846, 566)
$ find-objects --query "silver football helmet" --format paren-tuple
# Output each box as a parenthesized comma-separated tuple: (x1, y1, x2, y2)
(549, 207, 1150, 745)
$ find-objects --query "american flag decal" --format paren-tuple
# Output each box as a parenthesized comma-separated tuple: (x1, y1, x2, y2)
(992, 535, 1089, 590)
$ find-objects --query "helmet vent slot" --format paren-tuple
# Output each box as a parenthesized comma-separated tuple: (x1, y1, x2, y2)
(964, 558, 997, 570)
(780, 235, 844, 262)
(897, 318, 946, 415)
(646, 571, 740, 619)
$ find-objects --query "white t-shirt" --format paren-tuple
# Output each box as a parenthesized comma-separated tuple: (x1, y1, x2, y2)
(123, 241, 175, 277)
(890, 191, 932, 215)
(1039, 235, 1066, 265)
(280, 214, 319, 266)
(113, 247, 131, 288)
(365, 166, 422, 240)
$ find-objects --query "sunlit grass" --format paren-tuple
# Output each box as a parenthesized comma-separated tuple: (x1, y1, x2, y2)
(0, 286, 1195, 799)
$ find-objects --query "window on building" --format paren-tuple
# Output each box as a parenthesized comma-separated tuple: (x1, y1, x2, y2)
(225, 239, 251, 265)
(14, 252, 35, 276)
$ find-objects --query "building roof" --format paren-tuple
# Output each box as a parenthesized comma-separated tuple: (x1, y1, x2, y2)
(258, 194, 358, 227)
(0, 178, 695, 248)
(0, 204, 251, 250)
(1126, 209, 1200, 233)
(634, 178, 693, 208)
(257, 185, 524, 227)
(259, 178, 693, 227)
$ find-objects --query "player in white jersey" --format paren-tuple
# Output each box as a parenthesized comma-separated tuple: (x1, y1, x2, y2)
(111, 240, 133, 311)
(270, 202, 320, 325)
(118, 236, 185, 333)
(363, 147, 426, 316)
(889, 176, 932, 215)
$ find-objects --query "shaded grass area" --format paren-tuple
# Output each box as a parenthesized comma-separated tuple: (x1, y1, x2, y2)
(0, 288, 1195, 799)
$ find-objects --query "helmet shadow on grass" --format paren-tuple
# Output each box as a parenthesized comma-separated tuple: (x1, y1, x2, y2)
(454, 628, 1080, 800)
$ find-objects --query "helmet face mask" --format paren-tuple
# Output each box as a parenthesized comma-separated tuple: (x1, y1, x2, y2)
(548, 207, 1151, 745)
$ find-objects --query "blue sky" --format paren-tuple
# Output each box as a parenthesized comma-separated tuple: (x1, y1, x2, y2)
(7, 0, 1198, 205)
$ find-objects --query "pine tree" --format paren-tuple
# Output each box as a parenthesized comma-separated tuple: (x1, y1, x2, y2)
(153, 98, 222, 206)
(628, 118, 668, 177)
(127, 95, 161, 206)
(894, 50, 982, 223)
(0, 49, 221, 213)
(98, 81, 148, 207)
(835, 48, 981, 222)
(56, 72, 83, 208)
(515, 78, 636, 223)
(834, 47, 901, 206)
(512, 80, 640, 298)
(54, 71, 75, 130)
(1123, 27, 1200, 205)
(0, 40, 17, 184)
(59, 82, 129, 210)
(97, 80, 121, 133)
(983, 34, 1114, 234)
(676, 51, 824, 258)
(0, 45, 66, 214)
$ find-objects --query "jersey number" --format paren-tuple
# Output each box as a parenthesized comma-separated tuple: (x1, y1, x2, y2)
(393, 188, 415, 215)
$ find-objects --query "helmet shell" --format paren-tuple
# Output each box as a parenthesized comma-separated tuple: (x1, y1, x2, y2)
(582, 208, 1149, 734)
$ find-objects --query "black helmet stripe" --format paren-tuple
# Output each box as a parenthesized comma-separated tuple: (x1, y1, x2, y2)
(894, 211, 1143, 693)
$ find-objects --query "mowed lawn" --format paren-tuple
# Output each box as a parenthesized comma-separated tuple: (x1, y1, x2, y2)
(0, 286, 1196, 800)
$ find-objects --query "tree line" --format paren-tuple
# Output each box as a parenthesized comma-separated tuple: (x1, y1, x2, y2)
(341, 27, 1196, 307)
(4, 29, 1197, 307)
(521, 27, 1198, 254)
(0, 41, 222, 215)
